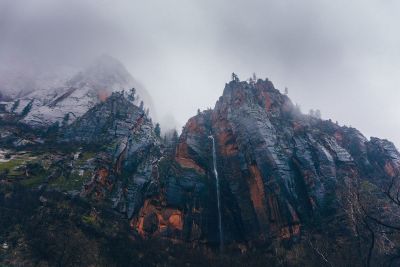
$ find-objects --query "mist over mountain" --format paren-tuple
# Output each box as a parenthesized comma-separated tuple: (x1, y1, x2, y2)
(0, 55, 156, 128)
(1, 1, 400, 266)
(1, 0, 399, 146)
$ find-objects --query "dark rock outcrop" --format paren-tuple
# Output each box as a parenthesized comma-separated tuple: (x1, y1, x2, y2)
(132, 78, 400, 255)
(64, 91, 161, 219)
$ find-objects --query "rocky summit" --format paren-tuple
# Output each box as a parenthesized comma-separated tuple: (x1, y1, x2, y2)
(0, 55, 153, 128)
(1, 76, 400, 266)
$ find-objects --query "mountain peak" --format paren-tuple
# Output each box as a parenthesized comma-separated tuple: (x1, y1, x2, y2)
(216, 76, 293, 119)
(2, 55, 154, 128)
(64, 90, 154, 144)
(68, 55, 134, 93)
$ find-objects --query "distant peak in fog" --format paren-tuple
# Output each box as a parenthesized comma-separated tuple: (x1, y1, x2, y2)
(68, 55, 135, 93)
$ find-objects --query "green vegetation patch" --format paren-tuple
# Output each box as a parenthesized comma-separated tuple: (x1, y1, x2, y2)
(81, 152, 96, 161)
(49, 172, 91, 191)
(360, 180, 379, 193)
(81, 214, 98, 226)
(0, 159, 25, 176)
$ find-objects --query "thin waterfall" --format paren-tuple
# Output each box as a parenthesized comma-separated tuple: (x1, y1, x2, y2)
(209, 135, 223, 250)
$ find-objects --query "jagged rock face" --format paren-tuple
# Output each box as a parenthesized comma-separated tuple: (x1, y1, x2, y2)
(65, 92, 161, 219)
(135, 79, 400, 247)
(65, 91, 152, 143)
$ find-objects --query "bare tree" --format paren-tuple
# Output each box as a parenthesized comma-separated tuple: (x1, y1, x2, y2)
(357, 173, 400, 266)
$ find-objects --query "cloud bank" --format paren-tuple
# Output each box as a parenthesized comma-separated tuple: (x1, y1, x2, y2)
(0, 0, 399, 146)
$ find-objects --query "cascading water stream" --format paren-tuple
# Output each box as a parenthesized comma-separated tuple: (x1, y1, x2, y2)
(209, 135, 223, 250)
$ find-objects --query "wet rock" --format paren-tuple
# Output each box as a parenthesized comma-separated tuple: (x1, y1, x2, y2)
(65, 92, 161, 219)
(134, 78, 400, 247)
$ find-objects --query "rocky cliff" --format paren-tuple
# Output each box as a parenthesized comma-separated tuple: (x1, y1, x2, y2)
(1, 77, 400, 266)
(63, 91, 161, 219)
(128, 78, 400, 264)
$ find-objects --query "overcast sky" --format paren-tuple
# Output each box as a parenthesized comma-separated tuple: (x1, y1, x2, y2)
(0, 0, 399, 147)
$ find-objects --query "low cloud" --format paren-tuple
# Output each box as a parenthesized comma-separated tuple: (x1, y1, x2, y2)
(1, 0, 399, 146)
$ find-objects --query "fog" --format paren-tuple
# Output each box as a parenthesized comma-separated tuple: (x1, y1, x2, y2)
(0, 0, 399, 147)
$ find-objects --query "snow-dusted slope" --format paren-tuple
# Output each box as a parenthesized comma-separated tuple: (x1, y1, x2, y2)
(4, 55, 153, 127)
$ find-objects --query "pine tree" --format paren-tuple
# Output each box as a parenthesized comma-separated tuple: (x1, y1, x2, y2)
(154, 123, 161, 137)
(11, 100, 20, 113)
(172, 129, 179, 143)
(62, 113, 70, 127)
(231, 72, 239, 82)
(128, 88, 136, 102)
(21, 100, 33, 117)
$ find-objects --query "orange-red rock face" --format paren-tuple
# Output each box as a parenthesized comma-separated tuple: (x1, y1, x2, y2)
(247, 164, 269, 236)
(175, 114, 210, 174)
(133, 200, 184, 238)
(175, 142, 205, 174)
(385, 161, 396, 177)
(98, 90, 111, 102)
(123, 79, 400, 248)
